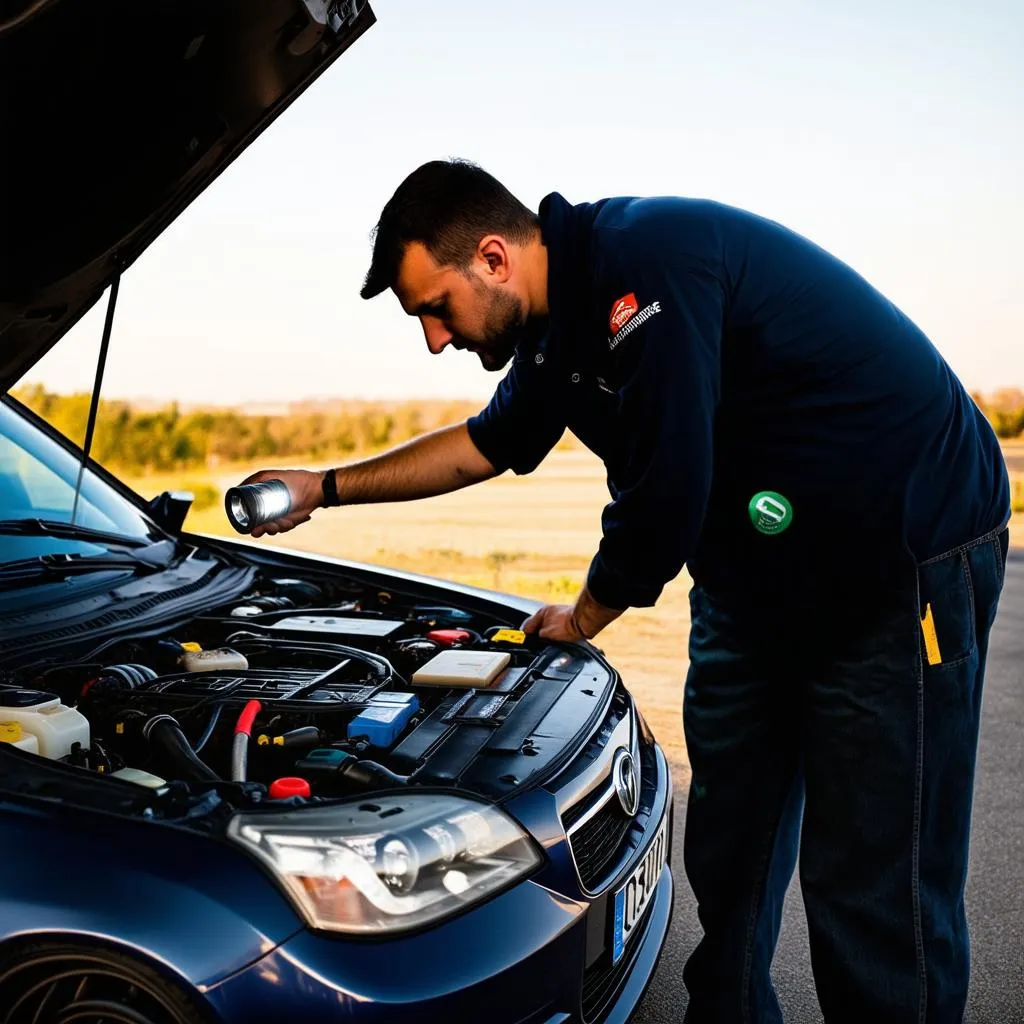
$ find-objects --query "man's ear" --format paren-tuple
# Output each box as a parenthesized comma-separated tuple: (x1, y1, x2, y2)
(477, 236, 512, 283)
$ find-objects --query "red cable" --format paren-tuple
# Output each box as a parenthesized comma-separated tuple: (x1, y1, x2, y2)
(234, 699, 262, 736)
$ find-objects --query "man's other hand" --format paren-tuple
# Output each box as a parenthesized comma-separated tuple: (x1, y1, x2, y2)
(236, 468, 325, 537)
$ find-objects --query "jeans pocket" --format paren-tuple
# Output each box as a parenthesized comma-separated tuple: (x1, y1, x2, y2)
(916, 550, 976, 671)
(972, 530, 1009, 631)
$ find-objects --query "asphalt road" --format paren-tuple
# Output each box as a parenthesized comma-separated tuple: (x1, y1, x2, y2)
(633, 553, 1024, 1023)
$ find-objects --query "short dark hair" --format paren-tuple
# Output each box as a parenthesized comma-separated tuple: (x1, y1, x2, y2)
(360, 159, 539, 300)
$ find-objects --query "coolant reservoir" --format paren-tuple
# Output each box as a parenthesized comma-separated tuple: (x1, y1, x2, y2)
(178, 648, 249, 673)
(0, 721, 40, 754)
(0, 688, 90, 759)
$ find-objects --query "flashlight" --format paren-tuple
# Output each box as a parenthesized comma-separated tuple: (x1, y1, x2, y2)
(224, 480, 292, 534)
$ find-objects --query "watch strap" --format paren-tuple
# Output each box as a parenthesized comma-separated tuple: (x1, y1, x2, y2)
(321, 469, 341, 508)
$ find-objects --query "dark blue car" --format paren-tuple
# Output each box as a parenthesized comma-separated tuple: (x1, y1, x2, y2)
(0, 3, 673, 1022)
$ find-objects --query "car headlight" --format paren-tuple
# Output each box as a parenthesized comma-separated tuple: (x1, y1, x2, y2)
(228, 794, 541, 934)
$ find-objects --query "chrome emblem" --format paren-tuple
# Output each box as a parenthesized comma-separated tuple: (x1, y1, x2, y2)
(612, 748, 640, 817)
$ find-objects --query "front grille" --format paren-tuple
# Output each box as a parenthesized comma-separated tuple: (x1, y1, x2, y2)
(559, 687, 638, 892)
(580, 884, 658, 1020)
(569, 797, 633, 891)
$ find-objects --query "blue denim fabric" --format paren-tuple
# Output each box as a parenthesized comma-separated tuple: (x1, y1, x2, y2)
(681, 526, 1009, 1023)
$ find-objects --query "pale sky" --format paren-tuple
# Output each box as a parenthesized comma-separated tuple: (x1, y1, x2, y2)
(21, 0, 1024, 406)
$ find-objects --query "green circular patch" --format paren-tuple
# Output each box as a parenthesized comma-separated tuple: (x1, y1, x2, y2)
(748, 491, 793, 535)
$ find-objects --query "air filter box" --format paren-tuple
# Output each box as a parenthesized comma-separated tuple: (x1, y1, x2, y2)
(412, 650, 511, 688)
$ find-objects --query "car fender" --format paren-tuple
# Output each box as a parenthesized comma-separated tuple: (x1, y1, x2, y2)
(0, 798, 303, 989)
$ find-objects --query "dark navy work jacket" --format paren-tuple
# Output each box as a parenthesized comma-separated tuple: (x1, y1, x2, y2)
(467, 193, 1010, 613)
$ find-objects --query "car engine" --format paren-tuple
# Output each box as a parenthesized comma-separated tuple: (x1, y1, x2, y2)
(0, 570, 584, 801)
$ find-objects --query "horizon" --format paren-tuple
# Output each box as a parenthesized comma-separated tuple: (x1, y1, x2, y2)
(17, 0, 1023, 404)
(13, 383, 1024, 411)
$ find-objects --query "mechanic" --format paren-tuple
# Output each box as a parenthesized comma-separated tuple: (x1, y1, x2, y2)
(239, 159, 1010, 1023)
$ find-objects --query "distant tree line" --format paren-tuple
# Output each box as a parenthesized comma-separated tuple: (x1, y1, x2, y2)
(971, 389, 1024, 440)
(10, 385, 1023, 477)
(12, 385, 479, 474)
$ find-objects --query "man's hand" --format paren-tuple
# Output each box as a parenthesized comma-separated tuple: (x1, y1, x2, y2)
(521, 604, 588, 643)
(522, 585, 625, 643)
(237, 468, 325, 538)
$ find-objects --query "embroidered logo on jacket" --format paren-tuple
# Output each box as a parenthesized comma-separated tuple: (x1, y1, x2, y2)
(608, 301, 661, 350)
(609, 293, 639, 334)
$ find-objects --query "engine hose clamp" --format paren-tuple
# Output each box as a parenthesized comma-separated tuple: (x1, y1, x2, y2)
(142, 714, 178, 741)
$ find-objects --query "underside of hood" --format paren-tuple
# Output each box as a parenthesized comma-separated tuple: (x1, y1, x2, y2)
(0, 0, 375, 391)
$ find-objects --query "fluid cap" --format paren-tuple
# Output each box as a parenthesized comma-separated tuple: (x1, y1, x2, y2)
(748, 491, 793, 535)
(0, 722, 24, 742)
(427, 629, 473, 645)
(269, 777, 311, 800)
(491, 629, 526, 644)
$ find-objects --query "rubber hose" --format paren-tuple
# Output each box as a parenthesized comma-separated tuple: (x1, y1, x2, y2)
(340, 758, 409, 789)
(144, 715, 219, 782)
(231, 700, 261, 783)
(231, 732, 249, 783)
(193, 705, 223, 753)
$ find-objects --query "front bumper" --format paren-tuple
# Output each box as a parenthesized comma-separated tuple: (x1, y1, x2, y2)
(204, 735, 674, 1024)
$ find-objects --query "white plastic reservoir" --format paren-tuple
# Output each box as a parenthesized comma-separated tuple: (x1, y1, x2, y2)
(0, 688, 90, 760)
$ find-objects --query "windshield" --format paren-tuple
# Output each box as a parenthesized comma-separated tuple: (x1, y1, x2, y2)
(0, 399, 155, 564)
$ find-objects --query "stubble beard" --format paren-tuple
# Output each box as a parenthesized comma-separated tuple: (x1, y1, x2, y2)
(477, 286, 532, 372)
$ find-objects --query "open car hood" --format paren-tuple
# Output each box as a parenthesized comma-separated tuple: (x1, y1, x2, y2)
(0, 0, 375, 392)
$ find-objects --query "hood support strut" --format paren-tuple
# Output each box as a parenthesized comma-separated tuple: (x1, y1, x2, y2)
(70, 275, 120, 525)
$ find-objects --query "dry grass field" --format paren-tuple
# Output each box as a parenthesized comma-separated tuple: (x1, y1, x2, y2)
(124, 447, 1024, 778)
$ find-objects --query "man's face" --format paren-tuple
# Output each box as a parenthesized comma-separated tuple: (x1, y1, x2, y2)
(394, 241, 531, 372)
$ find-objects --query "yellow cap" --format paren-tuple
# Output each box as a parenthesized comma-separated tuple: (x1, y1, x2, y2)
(0, 721, 24, 742)
(492, 629, 526, 644)
(257, 734, 270, 747)
(180, 642, 203, 653)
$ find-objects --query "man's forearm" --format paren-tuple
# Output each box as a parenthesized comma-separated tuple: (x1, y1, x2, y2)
(331, 422, 497, 505)
(572, 584, 625, 638)
(522, 582, 626, 642)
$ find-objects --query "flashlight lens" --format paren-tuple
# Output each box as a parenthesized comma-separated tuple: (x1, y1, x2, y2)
(229, 493, 250, 529)
(225, 481, 292, 533)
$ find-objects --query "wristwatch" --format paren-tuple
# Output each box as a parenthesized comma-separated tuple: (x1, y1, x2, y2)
(321, 469, 341, 507)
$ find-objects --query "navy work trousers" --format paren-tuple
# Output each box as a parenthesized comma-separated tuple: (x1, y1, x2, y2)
(681, 527, 1009, 1023)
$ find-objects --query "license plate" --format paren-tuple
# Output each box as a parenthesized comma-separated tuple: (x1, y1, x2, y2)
(612, 812, 668, 964)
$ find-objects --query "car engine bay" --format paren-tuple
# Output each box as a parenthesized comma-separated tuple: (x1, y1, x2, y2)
(0, 568, 609, 805)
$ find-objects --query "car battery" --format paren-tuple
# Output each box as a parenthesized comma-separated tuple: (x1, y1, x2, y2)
(369, 691, 419, 707)
(347, 699, 420, 747)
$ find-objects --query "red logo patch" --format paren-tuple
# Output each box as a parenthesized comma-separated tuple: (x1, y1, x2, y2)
(609, 293, 639, 334)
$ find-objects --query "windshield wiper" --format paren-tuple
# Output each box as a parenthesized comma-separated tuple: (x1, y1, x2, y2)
(0, 518, 149, 549)
(0, 549, 171, 587)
